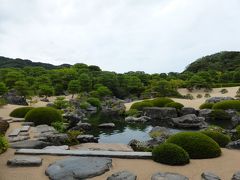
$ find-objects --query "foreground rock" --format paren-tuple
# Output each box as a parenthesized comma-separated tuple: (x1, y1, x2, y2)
(149, 126, 171, 137)
(45, 157, 112, 180)
(170, 114, 206, 129)
(180, 107, 197, 116)
(201, 172, 221, 180)
(206, 97, 234, 103)
(0, 119, 9, 134)
(10, 140, 50, 149)
(107, 171, 137, 180)
(151, 172, 189, 180)
(3, 90, 28, 105)
(143, 107, 177, 122)
(226, 140, 240, 149)
(232, 171, 240, 180)
(71, 122, 92, 131)
(125, 116, 151, 123)
(77, 135, 99, 143)
(7, 156, 42, 167)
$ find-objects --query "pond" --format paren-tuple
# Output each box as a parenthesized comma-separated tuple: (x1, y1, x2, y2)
(85, 113, 183, 144)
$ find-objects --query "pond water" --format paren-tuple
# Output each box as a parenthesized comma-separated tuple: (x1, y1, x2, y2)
(85, 113, 182, 144)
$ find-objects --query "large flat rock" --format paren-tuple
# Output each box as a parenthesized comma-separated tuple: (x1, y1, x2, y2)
(107, 171, 137, 180)
(10, 140, 50, 149)
(7, 156, 42, 167)
(45, 157, 112, 180)
(16, 149, 152, 159)
(151, 172, 189, 180)
(8, 128, 21, 137)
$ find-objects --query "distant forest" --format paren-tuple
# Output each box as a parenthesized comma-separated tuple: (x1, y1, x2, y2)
(0, 51, 240, 99)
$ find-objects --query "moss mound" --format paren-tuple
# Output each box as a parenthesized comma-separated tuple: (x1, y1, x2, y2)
(165, 102, 184, 110)
(210, 110, 231, 121)
(0, 136, 8, 154)
(151, 98, 174, 107)
(87, 97, 101, 108)
(152, 143, 190, 165)
(167, 132, 221, 159)
(25, 107, 63, 126)
(130, 100, 153, 111)
(212, 100, 240, 112)
(199, 103, 214, 109)
(201, 130, 231, 147)
(10, 107, 34, 118)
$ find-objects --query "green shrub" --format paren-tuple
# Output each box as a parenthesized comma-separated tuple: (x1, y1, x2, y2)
(51, 121, 66, 133)
(0, 136, 8, 154)
(80, 102, 91, 109)
(130, 100, 153, 111)
(10, 107, 34, 118)
(87, 97, 101, 109)
(204, 93, 211, 98)
(125, 109, 141, 117)
(184, 94, 194, 100)
(25, 107, 63, 126)
(210, 110, 231, 121)
(151, 98, 174, 107)
(66, 130, 82, 145)
(212, 100, 240, 112)
(152, 143, 190, 165)
(235, 125, 240, 140)
(0, 98, 6, 107)
(205, 125, 225, 134)
(201, 130, 231, 147)
(165, 102, 184, 110)
(167, 132, 221, 159)
(220, 89, 228, 94)
(199, 103, 214, 109)
(196, 94, 203, 98)
(236, 88, 240, 98)
(53, 97, 69, 109)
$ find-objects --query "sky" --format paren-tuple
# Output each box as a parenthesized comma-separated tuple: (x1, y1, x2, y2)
(0, 0, 240, 73)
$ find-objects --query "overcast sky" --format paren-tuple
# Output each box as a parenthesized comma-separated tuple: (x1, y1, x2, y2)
(0, 0, 240, 73)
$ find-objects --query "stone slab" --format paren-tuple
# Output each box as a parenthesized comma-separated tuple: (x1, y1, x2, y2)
(20, 126, 30, 132)
(8, 136, 30, 143)
(8, 128, 21, 137)
(7, 156, 42, 166)
(12, 118, 25, 122)
(16, 149, 152, 159)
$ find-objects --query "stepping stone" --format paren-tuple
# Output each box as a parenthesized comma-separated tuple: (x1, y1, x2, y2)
(43, 145, 69, 150)
(22, 122, 35, 126)
(232, 171, 240, 180)
(8, 128, 21, 137)
(19, 132, 30, 136)
(12, 118, 25, 122)
(20, 126, 30, 132)
(10, 140, 50, 149)
(45, 157, 112, 180)
(151, 172, 189, 180)
(7, 156, 42, 167)
(107, 170, 137, 180)
(201, 172, 221, 180)
(8, 136, 30, 143)
(98, 123, 115, 128)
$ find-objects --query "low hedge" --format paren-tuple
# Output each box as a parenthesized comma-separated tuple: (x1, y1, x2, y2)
(0, 136, 8, 154)
(201, 130, 231, 147)
(199, 103, 214, 109)
(165, 102, 184, 110)
(152, 143, 190, 165)
(10, 107, 34, 118)
(151, 98, 174, 107)
(25, 107, 63, 126)
(167, 132, 221, 159)
(212, 100, 240, 112)
(130, 100, 153, 111)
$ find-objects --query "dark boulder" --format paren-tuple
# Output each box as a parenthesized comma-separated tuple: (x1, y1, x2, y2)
(206, 97, 234, 103)
(143, 107, 178, 122)
(77, 135, 99, 143)
(3, 90, 28, 105)
(180, 107, 197, 116)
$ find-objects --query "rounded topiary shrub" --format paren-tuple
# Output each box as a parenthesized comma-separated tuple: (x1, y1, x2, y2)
(0, 136, 8, 154)
(212, 100, 240, 112)
(152, 143, 190, 165)
(10, 107, 34, 118)
(87, 97, 101, 108)
(201, 130, 231, 147)
(130, 100, 153, 111)
(165, 102, 184, 110)
(25, 107, 63, 126)
(166, 132, 221, 159)
(151, 98, 174, 107)
(199, 103, 214, 109)
(210, 110, 231, 121)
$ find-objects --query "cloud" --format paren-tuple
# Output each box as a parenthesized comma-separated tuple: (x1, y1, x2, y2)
(0, 0, 240, 73)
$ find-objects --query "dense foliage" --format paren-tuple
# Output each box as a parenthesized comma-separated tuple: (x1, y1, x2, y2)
(212, 100, 240, 112)
(152, 143, 190, 165)
(25, 107, 63, 125)
(130, 100, 153, 111)
(199, 103, 214, 109)
(167, 132, 221, 159)
(165, 102, 184, 109)
(10, 107, 34, 118)
(151, 98, 174, 107)
(0, 135, 8, 154)
(201, 130, 231, 147)
(210, 110, 232, 121)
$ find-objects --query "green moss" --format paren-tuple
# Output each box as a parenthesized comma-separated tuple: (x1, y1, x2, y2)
(10, 107, 34, 118)
(201, 130, 231, 147)
(210, 110, 231, 121)
(199, 103, 214, 109)
(125, 109, 141, 117)
(167, 132, 221, 159)
(152, 143, 190, 165)
(151, 98, 174, 107)
(0, 136, 8, 154)
(130, 100, 153, 111)
(25, 107, 63, 126)
(165, 102, 184, 110)
(212, 100, 240, 112)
